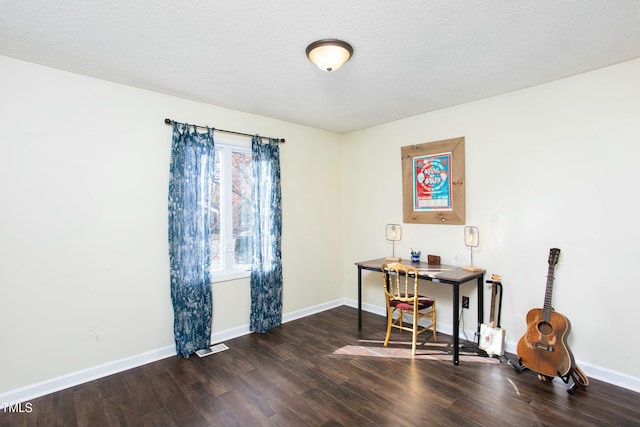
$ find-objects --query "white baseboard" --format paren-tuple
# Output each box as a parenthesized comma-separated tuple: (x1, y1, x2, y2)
(211, 298, 345, 343)
(283, 298, 345, 323)
(4, 299, 637, 405)
(1, 299, 347, 405)
(344, 298, 640, 393)
(0, 345, 176, 406)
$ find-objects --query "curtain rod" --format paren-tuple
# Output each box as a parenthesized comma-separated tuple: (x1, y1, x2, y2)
(164, 118, 285, 143)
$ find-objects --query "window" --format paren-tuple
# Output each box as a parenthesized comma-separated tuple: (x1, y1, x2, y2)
(211, 138, 253, 281)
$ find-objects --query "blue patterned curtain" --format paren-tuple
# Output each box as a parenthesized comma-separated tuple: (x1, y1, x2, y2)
(250, 136, 283, 333)
(168, 123, 215, 358)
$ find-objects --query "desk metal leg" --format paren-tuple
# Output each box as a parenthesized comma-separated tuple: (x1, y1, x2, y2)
(476, 273, 484, 347)
(357, 267, 362, 330)
(452, 284, 460, 365)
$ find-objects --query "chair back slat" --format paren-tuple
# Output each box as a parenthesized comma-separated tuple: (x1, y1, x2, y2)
(382, 262, 418, 302)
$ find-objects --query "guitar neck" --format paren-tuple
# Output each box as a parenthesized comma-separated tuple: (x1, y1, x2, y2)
(542, 264, 555, 322)
(541, 248, 560, 322)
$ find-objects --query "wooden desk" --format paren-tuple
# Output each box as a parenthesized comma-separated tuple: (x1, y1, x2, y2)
(355, 258, 485, 365)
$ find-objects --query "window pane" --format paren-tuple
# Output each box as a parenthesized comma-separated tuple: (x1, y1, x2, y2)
(232, 151, 252, 267)
(210, 149, 222, 270)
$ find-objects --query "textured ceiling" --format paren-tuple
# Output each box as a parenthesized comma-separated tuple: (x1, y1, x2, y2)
(2, 1, 640, 133)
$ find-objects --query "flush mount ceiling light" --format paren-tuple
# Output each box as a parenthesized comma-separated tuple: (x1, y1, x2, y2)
(306, 39, 353, 72)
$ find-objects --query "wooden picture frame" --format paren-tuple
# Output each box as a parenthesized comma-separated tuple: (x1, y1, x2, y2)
(401, 137, 465, 225)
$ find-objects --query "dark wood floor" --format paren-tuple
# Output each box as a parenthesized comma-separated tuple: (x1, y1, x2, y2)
(2, 306, 639, 427)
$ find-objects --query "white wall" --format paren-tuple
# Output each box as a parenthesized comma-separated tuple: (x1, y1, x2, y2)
(2, 52, 639, 399)
(0, 55, 343, 396)
(341, 58, 640, 387)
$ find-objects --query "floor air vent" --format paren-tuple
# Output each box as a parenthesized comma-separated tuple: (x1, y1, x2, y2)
(195, 343, 229, 358)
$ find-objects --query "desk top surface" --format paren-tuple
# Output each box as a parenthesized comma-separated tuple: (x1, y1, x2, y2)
(355, 257, 484, 284)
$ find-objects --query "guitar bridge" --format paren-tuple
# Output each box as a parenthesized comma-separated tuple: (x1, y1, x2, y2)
(533, 342, 554, 352)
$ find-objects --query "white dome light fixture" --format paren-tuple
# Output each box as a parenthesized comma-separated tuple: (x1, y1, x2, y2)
(306, 39, 353, 72)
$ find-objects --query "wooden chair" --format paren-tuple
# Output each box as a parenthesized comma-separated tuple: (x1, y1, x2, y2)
(382, 262, 437, 355)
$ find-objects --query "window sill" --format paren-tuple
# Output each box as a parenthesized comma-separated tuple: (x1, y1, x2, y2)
(211, 269, 251, 284)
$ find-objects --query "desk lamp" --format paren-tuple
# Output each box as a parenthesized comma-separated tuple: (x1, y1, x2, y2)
(462, 226, 483, 272)
(385, 224, 402, 261)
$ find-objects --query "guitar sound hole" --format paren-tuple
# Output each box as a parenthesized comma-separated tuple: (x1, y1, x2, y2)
(537, 321, 553, 335)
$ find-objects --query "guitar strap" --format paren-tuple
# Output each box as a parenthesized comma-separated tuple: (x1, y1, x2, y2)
(489, 281, 497, 326)
(488, 274, 502, 327)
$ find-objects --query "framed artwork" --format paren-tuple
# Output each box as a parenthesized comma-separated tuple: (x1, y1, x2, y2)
(401, 137, 465, 224)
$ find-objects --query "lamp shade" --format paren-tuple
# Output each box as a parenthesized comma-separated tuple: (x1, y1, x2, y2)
(386, 224, 402, 242)
(464, 226, 479, 248)
(306, 39, 353, 72)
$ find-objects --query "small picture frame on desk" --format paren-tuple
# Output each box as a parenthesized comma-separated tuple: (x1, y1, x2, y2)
(427, 254, 441, 265)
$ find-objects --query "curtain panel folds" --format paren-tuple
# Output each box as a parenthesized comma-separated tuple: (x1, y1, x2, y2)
(168, 123, 215, 358)
(250, 136, 283, 333)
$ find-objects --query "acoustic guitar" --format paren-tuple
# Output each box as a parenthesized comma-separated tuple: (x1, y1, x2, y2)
(516, 248, 575, 378)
